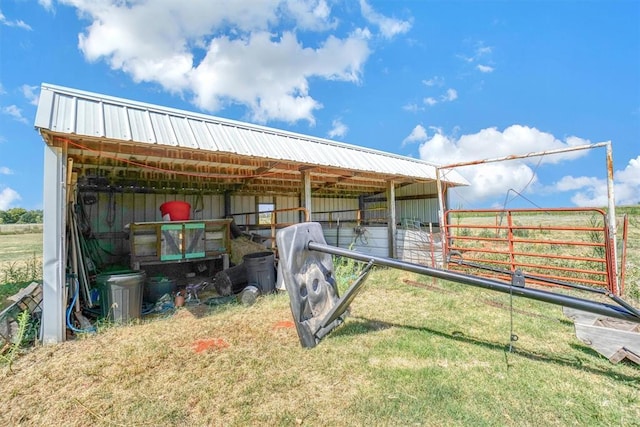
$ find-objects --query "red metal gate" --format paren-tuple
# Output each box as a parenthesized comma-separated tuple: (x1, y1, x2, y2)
(443, 208, 622, 295)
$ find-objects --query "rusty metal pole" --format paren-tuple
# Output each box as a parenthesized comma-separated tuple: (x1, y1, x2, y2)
(436, 167, 447, 269)
(605, 141, 619, 295)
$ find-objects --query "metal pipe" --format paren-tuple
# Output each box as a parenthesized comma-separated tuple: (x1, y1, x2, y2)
(437, 142, 610, 170)
(307, 241, 640, 323)
(436, 167, 447, 268)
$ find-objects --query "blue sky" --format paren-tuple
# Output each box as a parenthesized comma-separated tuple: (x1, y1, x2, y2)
(0, 0, 638, 211)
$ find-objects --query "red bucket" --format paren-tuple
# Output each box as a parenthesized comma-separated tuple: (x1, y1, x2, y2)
(160, 201, 191, 221)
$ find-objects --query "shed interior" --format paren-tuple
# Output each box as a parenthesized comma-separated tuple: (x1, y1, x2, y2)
(35, 83, 466, 341)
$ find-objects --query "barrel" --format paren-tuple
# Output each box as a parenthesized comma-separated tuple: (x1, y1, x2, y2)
(96, 270, 145, 322)
(243, 251, 276, 294)
(144, 276, 177, 303)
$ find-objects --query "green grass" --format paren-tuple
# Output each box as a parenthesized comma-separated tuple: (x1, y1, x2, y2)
(2, 267, 638, 426)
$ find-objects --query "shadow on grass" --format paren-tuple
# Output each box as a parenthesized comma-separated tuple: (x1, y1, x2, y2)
(331, 316, 640, 385)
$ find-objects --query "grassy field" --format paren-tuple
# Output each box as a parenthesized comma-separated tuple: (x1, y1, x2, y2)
(0, 232, 42, 265)
(0, 212, 638, 426)
(1, 268, 638, 426)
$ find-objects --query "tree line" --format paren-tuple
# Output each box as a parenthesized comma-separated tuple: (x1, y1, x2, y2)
(0, 208, 43, 224)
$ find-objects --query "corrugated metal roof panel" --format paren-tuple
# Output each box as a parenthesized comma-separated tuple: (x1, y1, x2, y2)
(148, 112, 177, 146)
(187, 119, 211, 150)
(35, 83, 468, 185)
(104, 103, 130, 140)
(170, 115, 198, 149)
(128, 108, 155, 143)
(50, 93, 75, 134)
(76, 98, 102, 137)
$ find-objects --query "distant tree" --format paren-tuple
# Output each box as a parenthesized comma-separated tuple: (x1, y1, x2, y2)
(0, 209, 43, 224)
(18, 210, 43, 224)
(0, 208, 26, 224)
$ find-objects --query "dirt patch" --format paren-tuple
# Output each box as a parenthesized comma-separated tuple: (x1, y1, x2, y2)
(192, 338, 230, 353)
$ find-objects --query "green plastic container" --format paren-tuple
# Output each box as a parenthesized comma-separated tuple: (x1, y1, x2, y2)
(144, 276, 177, 303)
(96, 270, 145, 322)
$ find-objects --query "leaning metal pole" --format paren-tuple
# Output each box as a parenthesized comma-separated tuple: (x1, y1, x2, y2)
(308, 241, 638, 323)
(277, 222, 638, 349)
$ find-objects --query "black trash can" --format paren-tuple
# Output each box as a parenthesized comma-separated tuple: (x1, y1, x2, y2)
(243, 251, 276, 294)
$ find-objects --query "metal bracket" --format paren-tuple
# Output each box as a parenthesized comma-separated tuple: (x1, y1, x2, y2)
(511, 269, 525, 287)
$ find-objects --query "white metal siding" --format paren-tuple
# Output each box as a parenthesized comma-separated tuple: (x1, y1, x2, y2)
(397, 199, 440, 225)
(322, 225, 388, 257)
(311, 197, 359, 222)
(395, 182, 439, 197)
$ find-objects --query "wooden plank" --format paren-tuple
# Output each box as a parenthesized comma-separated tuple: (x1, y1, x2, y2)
(563, 307, 599, 324)
(608, 347, 640, 364)
(573, 321, 640, 363)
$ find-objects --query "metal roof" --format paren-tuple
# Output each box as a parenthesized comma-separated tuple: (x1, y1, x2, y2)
(34, 83, 467, 196)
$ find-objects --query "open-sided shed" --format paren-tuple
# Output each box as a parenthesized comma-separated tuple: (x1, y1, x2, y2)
(34, 83, 467, 343)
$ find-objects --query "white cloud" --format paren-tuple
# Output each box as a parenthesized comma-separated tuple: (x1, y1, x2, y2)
(458, 41, 494, 74)
(441, 88, 458, 102)
(423, 97, 437, 106)
(0, 82, 5, 95)
(61, 0, 390, 124)
(422, 76, 444, 87)
(402, 124, 427, 146)
(359, 0, 412, 39)
(327, 118, 348, 138)
(422, 89, 457, 106)
(20, 84, 39, 106)
(0, 167, 13, 175)
(554, 156, 640, 206)
(190, 30, 369, 123)
(0, 11, 32, 30)
(402, 103, 421, 113)
(0, 187, 21, 210)
(284, 0, 336, 31)
(476, 45, 492, 56)
(38, 0, 54, 12)
(415, 125, 592, 206)
(2, 105, 28, 123)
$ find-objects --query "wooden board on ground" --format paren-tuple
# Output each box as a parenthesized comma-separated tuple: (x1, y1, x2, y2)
(564, 307, 640, 364)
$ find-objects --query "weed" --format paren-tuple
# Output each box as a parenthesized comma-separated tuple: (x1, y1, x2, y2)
(588, 215, 605, 259)
(478, 228, 495, 239)
(2, 253, 42, 284)
(334, 256, 360, 291)
(0, 310, 33, 370)
(511, 222, 530, 238)
(458, 228, 471, 237)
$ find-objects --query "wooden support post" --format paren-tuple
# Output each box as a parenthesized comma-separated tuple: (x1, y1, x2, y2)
(301, 170, 312, 222)
(387, 180, 397, 258)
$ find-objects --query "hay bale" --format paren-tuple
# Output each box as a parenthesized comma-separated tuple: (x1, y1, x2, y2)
(230, 237, 268, 265)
